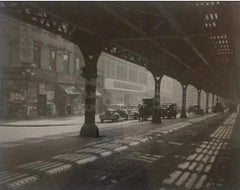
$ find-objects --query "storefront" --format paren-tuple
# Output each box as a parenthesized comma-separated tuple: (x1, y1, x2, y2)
(38, 83, 57, 117)
(1, 79, 38, 119)
(56, 84, 83, 116)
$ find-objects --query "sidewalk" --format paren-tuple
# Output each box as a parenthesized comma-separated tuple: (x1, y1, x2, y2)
(0, 114, 100, 127)
(0, 115, 85, 127)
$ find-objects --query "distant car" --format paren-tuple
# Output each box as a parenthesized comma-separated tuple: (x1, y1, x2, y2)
(107, 104, 129, 120)
(188, 105, 204, 115)
(99, 109, 120, 123)
(160, 103, 177, 119)
(128, 106, 139, 120)
(213, 103, 224, 113)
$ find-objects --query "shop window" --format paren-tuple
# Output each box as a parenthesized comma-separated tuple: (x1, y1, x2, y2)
(33, 43, 41, 68)
(63, 53, 70, 73)
(49, 49, 56, 71)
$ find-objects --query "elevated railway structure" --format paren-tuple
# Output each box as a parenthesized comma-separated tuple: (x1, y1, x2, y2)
(0, 1, 239, 137)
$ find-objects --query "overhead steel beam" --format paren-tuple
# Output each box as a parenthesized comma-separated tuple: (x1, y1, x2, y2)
(99, 2, 192, 70)
(98, 2, 145, 36)
(153, 3, 224, 85)
(112, 33, 211, 41)
(99, 3, 216, 89)
(27, 2, 105, 40)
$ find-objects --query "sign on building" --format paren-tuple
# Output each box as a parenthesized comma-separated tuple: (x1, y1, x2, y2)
(39, 83, 47, 94)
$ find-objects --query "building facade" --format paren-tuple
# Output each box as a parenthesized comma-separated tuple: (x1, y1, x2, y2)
(0, 16, 86, 119)
(97, 52, 150, 107)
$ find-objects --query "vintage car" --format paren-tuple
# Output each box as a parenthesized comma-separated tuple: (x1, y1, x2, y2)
(107, 104, 129, 120)
(99, 109, 120, 123)
(127, 106, 139, 120)
(160, 103, 177, 119)
(213, 102, 224, 113)
(188, 105, 204, 115)
(139, 98, 155, 121)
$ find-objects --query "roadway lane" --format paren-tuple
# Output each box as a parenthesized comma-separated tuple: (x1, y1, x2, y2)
(0, 113, 232, 190)
(0, 116, 194, 169)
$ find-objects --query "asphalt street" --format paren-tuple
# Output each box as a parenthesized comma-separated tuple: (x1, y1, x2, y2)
(0, 112, 239, 190)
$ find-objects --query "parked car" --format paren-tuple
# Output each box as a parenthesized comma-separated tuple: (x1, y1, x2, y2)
(160, 103, 177, 119)
(107, 104, 129, 120)
(99, 109, 120, 123)
(188, 105, 204, 115)
(127, 106, 139, 120)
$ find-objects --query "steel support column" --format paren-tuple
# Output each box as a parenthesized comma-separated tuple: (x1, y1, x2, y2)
(206, 93, 209, 113)
(212, 94, 215, 112)
(197, 89, 202, 114)
(152, 76, 162, 123)
(80, 55, 99, 138)
(180, 83, 188, 118)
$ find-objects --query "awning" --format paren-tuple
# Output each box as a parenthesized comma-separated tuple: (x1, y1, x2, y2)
(96, 89, 101, 96)
(59, 84, 81, 95)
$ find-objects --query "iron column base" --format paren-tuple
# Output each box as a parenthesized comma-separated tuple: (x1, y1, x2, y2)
(80, 123, 99, 138)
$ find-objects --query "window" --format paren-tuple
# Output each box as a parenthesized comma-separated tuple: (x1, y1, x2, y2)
(120, 66, 123, 78)
(63, 53, 70, 73)
(117, 65, 120, 78)
(97, 59, 104, 75)
(123, 67, 127, 78)
(49, 49, 56, 71)
(111, 64, 115, 77)
(75, 57, 80, 74)
(33, 43, 41, 68)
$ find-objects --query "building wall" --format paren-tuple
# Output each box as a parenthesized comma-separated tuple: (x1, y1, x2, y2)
(0, 15, 87, 118)
(97, 52, 149, 106)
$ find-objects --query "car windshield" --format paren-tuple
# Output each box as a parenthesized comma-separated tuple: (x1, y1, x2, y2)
(108, 105, 127, 110)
